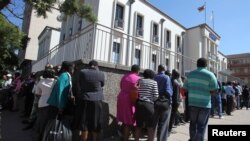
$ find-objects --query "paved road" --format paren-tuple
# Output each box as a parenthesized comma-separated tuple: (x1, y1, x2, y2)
(0, 108, 249, 141)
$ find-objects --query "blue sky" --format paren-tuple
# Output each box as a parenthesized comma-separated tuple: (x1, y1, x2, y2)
(149, 0, 250, 55)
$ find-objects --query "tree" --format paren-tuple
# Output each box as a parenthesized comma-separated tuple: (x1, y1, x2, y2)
(0, 14, 24, 75)
(0, 0, 97, 22)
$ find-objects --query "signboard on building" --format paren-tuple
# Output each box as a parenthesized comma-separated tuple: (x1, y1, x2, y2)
(209, 32, 217, 41)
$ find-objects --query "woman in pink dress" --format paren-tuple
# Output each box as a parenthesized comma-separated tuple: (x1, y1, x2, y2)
(117, 65, 140, 141)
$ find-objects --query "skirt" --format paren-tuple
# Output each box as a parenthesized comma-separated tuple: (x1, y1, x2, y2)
(73, 99, 103, 132)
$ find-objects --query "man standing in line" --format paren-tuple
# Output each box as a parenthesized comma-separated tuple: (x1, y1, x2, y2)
(184, 58, 218, 141)
(74, 60, 105, 141)
(154, 65, 173, 141)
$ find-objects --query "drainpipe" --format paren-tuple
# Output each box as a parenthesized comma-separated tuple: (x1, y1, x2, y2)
(160, 18, 165, 65)
(181, 31, 185, 76)
(126, 0, 135, 66)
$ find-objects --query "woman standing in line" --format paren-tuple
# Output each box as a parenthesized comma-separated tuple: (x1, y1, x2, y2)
(134, 69, 158, 141)
(35, 68, 56, 141)
(116, 65, 140, 141)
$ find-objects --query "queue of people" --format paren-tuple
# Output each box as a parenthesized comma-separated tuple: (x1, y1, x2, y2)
(0, 58, 249, 141)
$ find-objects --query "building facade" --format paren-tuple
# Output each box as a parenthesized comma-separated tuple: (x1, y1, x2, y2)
(32, 0, 191, 73)
(20, 1, 61, 76)
(185, 24, 221, 74)
(227, 53, 250, 85)
(217, 51, 228, 82)
(37, 26, 61, 61)
(32, 0, 222, 78)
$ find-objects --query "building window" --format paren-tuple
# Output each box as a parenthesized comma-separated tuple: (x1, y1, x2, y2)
(177, 61, 180, 70)
(78, 19, 82, 31)
(115, 4, 124, 29)
(166, 58, 169, 67)
(151, 54, 157, 70)
(134, 49, 141, 66)
(69, 27, 73, 36)
(136, 15, 143, 36)
(165, 30, 171, 48)
(152, 23, 159, 43)
(176, 36, 181, 52)
(112, 42, 120, 63)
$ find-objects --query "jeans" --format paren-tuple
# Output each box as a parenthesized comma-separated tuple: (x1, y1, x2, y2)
(235, 95, 240, 109)
(154, 105, 172, 141)
(189, 106, 210, 141)
(211, 94, 222, 117)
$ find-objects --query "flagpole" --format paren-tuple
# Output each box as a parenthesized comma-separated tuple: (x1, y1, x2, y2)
(205, 2, 207, 24)
(212, 11, 214, 29)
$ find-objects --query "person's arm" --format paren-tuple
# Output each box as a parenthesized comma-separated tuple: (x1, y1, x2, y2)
(165, 76, 173, 96)
(101, 72, 105, 87)
(209, 75, 219, 96)
(152, 81, 159, 101)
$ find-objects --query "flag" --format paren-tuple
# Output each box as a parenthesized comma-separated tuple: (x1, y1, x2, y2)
(198, 5, 205, 12)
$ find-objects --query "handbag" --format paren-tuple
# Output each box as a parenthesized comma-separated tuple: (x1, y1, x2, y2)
(64, 73, 76, 115)
(42, 116, 72, 141)
(154, 95, 170, 111)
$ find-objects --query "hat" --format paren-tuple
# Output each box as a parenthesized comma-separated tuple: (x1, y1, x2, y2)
(45, 64, 54, 70)
(7, 74, 12, 77)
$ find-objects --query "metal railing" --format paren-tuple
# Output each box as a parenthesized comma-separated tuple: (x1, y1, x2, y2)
(32, 23, 229, 80)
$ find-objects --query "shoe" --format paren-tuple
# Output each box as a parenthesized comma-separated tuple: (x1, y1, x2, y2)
(219, 116, 224, 119)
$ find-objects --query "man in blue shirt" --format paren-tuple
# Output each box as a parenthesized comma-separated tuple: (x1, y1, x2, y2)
(154, 65, 173, 141)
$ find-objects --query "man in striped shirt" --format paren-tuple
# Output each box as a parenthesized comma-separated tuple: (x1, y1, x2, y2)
(184, 58, 218, 141)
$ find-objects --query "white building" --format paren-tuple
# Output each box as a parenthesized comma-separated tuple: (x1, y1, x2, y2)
(32, 0, 224, 76)
(185, 24, 221, 74)
(217, 51, 228, 82)
(36, 26, 61, 67)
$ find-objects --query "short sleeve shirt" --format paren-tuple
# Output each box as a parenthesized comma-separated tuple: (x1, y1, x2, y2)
(184, 68, 218, 108)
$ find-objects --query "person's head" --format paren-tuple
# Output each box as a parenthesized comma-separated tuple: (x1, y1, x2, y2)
(131, 64, 140, 74)
(226, 81, 232, 86)
(143, 69, 155, 79)
(42, 69, 55, 79)
(60, 61, 75, 75)
(14, 72, 21, 78)
(165, 70, 171, 76)
(88, 60, 99, 70)
(222, 82, 226, 86)
(172, 69, 180, 79)
(158, 65, 166, 73)
(181, 76, 186, 82)
(6, 74, 12, 79)
(197, 58, 207, 68)
(45, 64, 53, 70)
(3, 75, 7, 80)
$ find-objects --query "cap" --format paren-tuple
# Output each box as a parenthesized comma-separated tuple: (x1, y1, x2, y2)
(7, 74, 12, 77)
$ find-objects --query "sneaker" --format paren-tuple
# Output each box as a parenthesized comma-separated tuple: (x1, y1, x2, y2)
(219, 116, 224, 119)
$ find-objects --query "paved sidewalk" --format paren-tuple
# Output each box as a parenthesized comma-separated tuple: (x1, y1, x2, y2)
(0, 108, 249, 141)
(168, 108, 250, 141)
